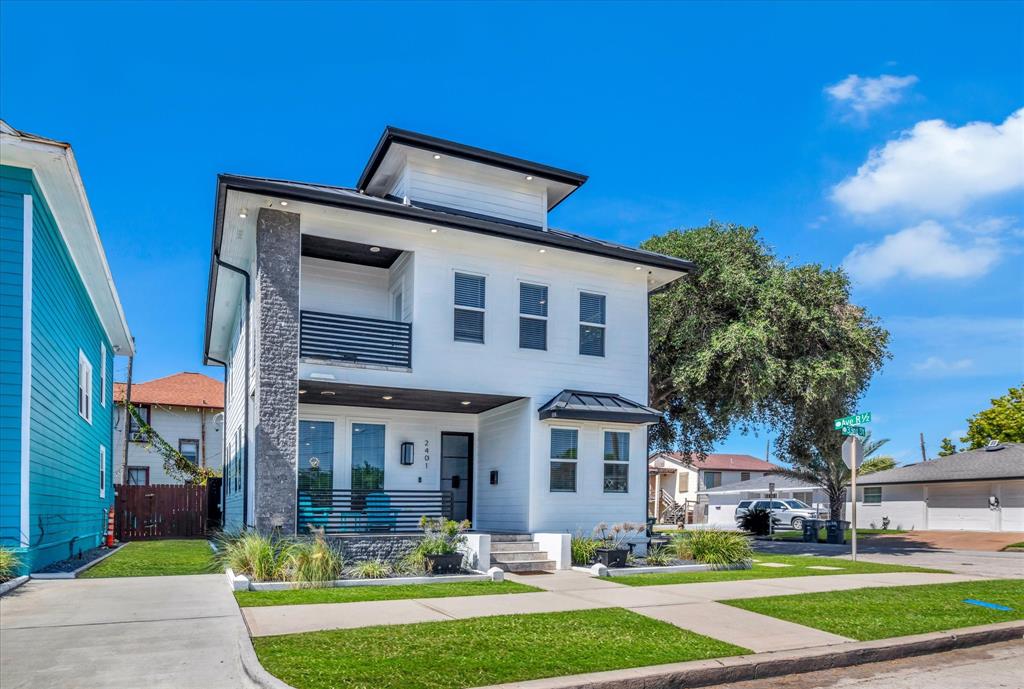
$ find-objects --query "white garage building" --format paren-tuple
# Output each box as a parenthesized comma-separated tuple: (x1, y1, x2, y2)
(854, 442, 1024, 532)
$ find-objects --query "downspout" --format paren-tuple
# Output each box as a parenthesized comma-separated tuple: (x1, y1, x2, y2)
(214, 257, 252, 529)
(206, 354, 229, 529)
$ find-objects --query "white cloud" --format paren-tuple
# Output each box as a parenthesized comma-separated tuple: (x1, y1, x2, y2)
(912, 356, 974, 374)
(832, 108, 1024, 215)
(842, 220, 1000, 284)
(826, 74, 918, 119)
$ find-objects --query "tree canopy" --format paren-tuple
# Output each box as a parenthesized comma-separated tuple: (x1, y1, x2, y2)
(961, 385, 1024, 449)
(938, 438, 958, 456)
(642, 222, 890, 462)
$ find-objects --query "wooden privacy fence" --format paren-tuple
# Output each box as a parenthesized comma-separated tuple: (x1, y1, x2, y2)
(115, 484, 209, 540)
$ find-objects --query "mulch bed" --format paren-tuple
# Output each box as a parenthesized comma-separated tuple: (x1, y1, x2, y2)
(33, 545, 118, 574)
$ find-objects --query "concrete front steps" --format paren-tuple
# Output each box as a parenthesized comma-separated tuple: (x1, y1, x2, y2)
(489, 534, 555, 572)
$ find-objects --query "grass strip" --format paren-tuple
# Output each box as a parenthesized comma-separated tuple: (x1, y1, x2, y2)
(253, 608, 748, 689)
(725, 579, 1024, 640)
(236, 579, 539, 607)
(80, 539, 216, 578)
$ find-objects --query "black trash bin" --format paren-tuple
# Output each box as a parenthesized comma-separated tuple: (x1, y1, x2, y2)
(825, 520, 851, 544)
(802, 519, 823, 543)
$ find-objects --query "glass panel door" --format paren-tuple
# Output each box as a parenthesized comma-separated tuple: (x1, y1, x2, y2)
(441, 433, 473, 521)
(298, 421, 334, 491)
(352, 423, 385, 490)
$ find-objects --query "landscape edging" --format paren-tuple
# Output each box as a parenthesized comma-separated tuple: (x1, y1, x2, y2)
(30, 543, 127, 580)
(0, 575, 30, 597)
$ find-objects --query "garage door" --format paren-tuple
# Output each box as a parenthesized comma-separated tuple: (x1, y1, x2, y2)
(999, 483, 1024, 532)
(928, 484, 997, 531)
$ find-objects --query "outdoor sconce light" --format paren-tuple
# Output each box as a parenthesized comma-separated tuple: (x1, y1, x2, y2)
(400, 442, 415, 466)
(490, 470, 499, 485)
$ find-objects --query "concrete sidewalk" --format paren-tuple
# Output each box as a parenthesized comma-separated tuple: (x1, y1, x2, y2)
(240, 570, 975, 653)
(0, 574, 250, 689)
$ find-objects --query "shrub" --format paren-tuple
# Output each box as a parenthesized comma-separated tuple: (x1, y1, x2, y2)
(736, 507, 774, 536)
(570, 532, 601, 566)
(593, 522, 646, 549)
(218, 532, 282, 582)
(348, 558, 392, 579)
(671, 529, 752, 566)
(644, 545, 673, 566)
(417, 516, 470, 555)
(0, 547, 21, 582)
(281, 535, 344, 587)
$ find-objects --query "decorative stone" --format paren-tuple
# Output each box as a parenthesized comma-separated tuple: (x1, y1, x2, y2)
(591, 563, 609, 577)
(487, 567, 505, 582)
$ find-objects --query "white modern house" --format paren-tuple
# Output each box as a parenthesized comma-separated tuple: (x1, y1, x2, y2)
(113, 372, 224, 485)
(853, 442, 1024, 532)
(648, 452, 777, 523)
(202, 127, 692, 568)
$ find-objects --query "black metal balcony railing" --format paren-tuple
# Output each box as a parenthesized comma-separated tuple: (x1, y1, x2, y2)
(300, 310, 412, 368)
(297, 489, 453, 535)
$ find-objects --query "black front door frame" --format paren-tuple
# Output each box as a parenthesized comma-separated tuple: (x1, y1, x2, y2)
(440, 432, 474, 522)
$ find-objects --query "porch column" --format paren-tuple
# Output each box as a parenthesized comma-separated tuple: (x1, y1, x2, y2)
(254, 207, 301, 534)
(654, 472, 662, 521)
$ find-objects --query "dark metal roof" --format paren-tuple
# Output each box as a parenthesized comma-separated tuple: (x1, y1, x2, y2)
(858, 443, 1024, 485)
(538, 390, 662, 424)
(356, 127, 589, 207)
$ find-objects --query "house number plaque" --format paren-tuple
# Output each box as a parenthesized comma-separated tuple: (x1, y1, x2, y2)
(423, 439, 430, 468)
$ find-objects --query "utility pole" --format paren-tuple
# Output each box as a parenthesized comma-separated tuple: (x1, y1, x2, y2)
(121, 350, 134, 485)
(919, 433, 927, 462)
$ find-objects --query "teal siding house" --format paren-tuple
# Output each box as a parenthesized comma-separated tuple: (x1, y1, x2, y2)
(1, 122, 133, 574)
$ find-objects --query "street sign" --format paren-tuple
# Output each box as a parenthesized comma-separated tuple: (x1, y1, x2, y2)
(844, 425, 867, 438)
(834, 412, 871, 430)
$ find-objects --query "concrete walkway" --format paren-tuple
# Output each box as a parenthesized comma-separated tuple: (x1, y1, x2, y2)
(0, 574, 250, 689)
(240, 570, 975, 653)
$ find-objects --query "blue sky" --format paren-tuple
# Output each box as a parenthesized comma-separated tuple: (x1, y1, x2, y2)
(2, 1, 1022, 464)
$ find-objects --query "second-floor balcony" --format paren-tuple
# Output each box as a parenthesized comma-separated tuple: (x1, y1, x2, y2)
(300, 310, 412, 368)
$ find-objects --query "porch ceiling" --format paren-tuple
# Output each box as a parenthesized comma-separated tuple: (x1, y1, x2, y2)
(298, 380, 523, 414)
(301, 234, 403, 268)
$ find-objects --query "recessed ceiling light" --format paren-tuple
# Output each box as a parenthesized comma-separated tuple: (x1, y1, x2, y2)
(298, 389, 307, 394)
(433, 154, 441, 160)
(370, 246, 381, 253)
(525, 175, 533, 181)
(239, 210, 247, 219)
(382, 395, 393, 400)
(635, 266, 643, 271)
(430, 228, 438, 233)
(460, 400, 471, 406)
(538, 248, 546, 254)
(320, 390, 335, 396)
(280, 201, 288, 206)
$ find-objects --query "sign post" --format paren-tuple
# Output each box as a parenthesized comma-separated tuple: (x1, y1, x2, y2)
(768, 482, 776, 538)
(837, 412, 870, 563)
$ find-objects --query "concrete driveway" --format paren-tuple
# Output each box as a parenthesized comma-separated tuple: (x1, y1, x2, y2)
(0, 574, 249, 689)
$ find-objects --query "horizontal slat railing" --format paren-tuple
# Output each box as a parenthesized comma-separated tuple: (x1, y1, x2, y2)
(300, 310, 412, 368)
(297, 489, 453, 535)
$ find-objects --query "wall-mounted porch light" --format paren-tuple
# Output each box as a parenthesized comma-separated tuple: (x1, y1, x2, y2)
(401, 441, 415, 466)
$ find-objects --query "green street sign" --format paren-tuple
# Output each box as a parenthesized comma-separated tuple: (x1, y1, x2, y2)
(834, 412, 872, 430)
(845, 425, 867, 438)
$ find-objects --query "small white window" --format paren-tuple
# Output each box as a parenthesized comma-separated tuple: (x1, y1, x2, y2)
(78, 350, 93, 423)
(100, 343, 107, 407)
(863, 486, 882, 505)
(549, 428, 578, 492)
(603, 431, 630, 493)
(519, 282, 548, 351)
(99, 445, 106, 498)
(454, 272, 486, 343)
(579, 292, 606, 357)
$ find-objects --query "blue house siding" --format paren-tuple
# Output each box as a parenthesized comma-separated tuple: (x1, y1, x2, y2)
(0, 166, 28, 556)
(0, 164, 115, 573)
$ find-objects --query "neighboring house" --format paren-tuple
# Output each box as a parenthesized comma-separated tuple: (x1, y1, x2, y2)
(0, 122, 133, 574)
(203, 127, 692, 540)
(853, 442, 1024, 532)
(648, 452, 777, 523)
(112, 372, 224, 485)
(698, 475, 831, 527)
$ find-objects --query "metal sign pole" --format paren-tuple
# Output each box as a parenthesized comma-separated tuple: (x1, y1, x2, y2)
(851, 436, 858, 562)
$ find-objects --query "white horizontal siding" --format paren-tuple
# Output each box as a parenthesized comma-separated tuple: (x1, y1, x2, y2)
(476, 399, 531, 532)
(300, 257, 390, 320)
(405, 160, 546, 228)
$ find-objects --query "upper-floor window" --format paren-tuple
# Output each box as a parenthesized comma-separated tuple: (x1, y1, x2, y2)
(100, 343, 107, 407)
(549, 428, 578, 492)
(579, 292, 606, 357)
(99, 444, 106, 498)
(454, 272, 485, 343)
(179, 439, 200, 465)
(78, 350, 93, 423)
(519, 282, 548, 350)
(741, 471, 750, 482)
(703, 471, 722, 489)
(603, 431, 629, 493)
(128, 404, 151, 440)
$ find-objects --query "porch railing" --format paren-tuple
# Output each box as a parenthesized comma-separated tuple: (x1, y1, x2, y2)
(297, 489, 453, 535)
(300, 310, 412, 368)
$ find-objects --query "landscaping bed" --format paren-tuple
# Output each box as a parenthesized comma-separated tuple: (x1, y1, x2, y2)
(613, 553, 943, 586)
(726, 579, 1024, 640)
(79, 540, 215, 578)
(252, 608, 748, 689)
(30, 544, 124, 578)
(236, 579, 539, 607)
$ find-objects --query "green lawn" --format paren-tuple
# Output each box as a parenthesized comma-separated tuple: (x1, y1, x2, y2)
(236, 580, 540, 607)
(726, 579, 1024, 640)
(769, 528, 898, 543)
(253, 608, 748, 689)
(80, 539, 216, 578)
(1002, 542, 1024, 551)
(613, 553, 942, 586)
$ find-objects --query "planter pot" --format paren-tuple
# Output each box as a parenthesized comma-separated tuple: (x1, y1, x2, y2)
(595, 548, 628, 568)
(424, 552, 464, 574)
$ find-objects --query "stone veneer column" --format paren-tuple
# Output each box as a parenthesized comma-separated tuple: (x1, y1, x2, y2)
(253, 207, 301, 534)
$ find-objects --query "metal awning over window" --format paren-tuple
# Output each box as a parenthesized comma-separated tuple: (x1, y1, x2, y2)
(538, 390, 662, 424)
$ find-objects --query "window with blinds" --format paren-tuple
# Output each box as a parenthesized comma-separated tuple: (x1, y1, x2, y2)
(603, 431, 629, 493)
(579, 292, 606, 357)
(519, 282, 548, 350)
(454, 272, 486, 343)
(549, 428, 578, 492)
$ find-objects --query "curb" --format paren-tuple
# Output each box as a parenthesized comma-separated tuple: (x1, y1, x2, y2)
(236, 613, 295, 689)
(471, 621, 1024, 688)
(0, 575, 30, 597)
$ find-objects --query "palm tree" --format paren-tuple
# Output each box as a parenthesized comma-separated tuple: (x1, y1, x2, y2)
(771, 430, 892, 521)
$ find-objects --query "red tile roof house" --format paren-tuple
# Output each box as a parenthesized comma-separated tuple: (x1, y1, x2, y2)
(112, 372, 224, 485)
(648, 452, 778, 524)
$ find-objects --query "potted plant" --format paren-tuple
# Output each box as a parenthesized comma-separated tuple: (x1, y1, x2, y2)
(593, 522, 645, 568)
(417, 516, 471, 574)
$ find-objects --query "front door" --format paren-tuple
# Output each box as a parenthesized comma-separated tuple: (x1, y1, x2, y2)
(440, 432, 473, 522)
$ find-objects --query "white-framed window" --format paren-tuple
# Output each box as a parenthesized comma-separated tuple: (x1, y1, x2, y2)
(549, 427, 578, 492)
(863, 486, 882, 505)
(579, 292, 606, 357)
(453, 272, 486, 343)
(179, 439, 200, 465)
(519, 282, 548, 350)
(99, 444, 106, 498)
(78, 350, 93, 423)
(603, 430, 629, 493)
(100, 342, 107, 407)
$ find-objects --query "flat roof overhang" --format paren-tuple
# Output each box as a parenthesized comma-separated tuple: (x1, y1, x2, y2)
(299, 380, 523, 414)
